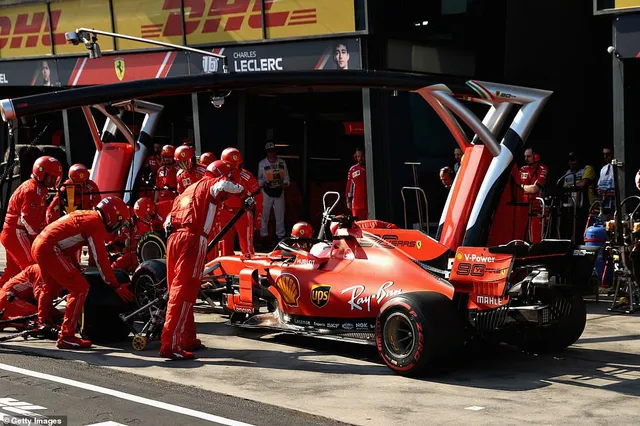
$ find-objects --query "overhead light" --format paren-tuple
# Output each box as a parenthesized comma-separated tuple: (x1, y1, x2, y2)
(275, 144, 289, 147)
(310, 157, 341, 161)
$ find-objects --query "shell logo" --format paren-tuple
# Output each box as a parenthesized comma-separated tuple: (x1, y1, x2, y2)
(456, 252, 463, 260)
(275, 273, 300, 307)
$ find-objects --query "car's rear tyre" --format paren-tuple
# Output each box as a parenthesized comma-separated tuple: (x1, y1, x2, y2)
(520, 295, 587, 353)
(132, 260, 167, 320)
(376, 292, 462, 377)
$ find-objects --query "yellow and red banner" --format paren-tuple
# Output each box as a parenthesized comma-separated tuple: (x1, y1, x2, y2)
(615, 0, 640, 8)
(0, 0, 355, 59)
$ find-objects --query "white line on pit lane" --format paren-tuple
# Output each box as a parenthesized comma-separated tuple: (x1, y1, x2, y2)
(0, 362, 254, 426)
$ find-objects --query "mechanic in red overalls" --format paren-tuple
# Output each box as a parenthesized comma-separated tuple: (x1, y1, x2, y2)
(518, 147, 549, 243)
(0, 264, 47, 329)
(175, 145, 207, 194)
(0, 156, 63, 286)
(46, 163, 102, 224)
(110, 197, 165, 273)
(155, 145, 178, 203)
(199, 152, 216, 167)
(32, 196, 135, 349)
(161, 161, 245, 360)
(346, 148, 368, 220)
(217, 148, 263, 257)
(142, 143, 162, 196)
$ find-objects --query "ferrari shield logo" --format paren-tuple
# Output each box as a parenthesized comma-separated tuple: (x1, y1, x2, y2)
(310, 284, 331, 308)
(114, 58, 125, 81)
(416, 240, 422, 249)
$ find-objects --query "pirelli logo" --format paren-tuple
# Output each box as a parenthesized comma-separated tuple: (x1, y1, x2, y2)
(150, 0, 318, 39)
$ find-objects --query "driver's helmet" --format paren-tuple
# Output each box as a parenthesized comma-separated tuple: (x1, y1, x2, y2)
(291, 222, 313, 238)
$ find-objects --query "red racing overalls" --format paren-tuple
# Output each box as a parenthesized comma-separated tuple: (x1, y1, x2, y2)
(32, 211, 120, 338)
(0, 179, 48, 286)
(346, 163, 368, 220)
(161, 177, 244, 355)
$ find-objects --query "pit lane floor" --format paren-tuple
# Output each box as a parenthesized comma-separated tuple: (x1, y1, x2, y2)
(2, 248, 640, 425)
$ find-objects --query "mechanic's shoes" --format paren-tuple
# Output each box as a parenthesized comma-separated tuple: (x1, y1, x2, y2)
(159, 347, 195, 360)
(56, 336, 92, 349)
(182, 338, 203, 352)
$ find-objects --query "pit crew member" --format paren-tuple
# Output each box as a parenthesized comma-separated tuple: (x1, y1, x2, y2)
(32, 196, 135, 349)
(46, 163, 102, 224)
(219, 148, 263, 257)
(0, 264, 48, 329)
(346, 148, 368, 219)
(155, 145, 178, 203)
(161, 161, 245, 360)
(110, 197, 164, 273)
(175, 145, 206, 194)
(199, 152, 216, 167)
(0, 156, 63, 286)
(518, 147, 549, 242)
(258, 142, 290, 241)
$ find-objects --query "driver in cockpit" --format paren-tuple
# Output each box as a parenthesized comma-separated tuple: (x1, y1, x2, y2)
(290, 221, 333, 258)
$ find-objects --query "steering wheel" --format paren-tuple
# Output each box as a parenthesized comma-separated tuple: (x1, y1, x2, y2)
(277, 240, 321, 262)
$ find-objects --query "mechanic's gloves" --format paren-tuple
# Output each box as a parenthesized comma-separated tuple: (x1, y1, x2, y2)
(243, 196, 256, 211)
(114, 282, 135, 303)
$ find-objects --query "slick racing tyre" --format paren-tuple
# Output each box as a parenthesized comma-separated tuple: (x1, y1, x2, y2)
(376, 292, 462, 377)
(137, 231, 167, 264)
(132, 260, 167, 320)
(80, 268, 136, 343)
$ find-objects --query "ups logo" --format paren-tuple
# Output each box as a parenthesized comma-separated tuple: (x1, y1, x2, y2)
(310, 284, 331, 308)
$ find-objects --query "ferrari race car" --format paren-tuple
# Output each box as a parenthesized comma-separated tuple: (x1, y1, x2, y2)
(127, 190, 597, 376)
(0, 69, 597, 376)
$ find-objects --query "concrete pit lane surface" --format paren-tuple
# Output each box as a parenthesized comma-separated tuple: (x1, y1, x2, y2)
(1, 248, 640, 425)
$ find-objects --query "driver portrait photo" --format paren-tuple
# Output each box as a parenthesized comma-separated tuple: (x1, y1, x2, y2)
(333, 43, 350, 70)
(31, 60, 59, 87)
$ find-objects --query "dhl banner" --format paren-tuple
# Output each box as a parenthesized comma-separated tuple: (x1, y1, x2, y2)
(0, 38, 360, 86)
(0, 0, 355, 59)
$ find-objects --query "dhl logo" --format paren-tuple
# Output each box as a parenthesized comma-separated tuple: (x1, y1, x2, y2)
(146, 0, 318, 39)
(0, 9, 66, 50)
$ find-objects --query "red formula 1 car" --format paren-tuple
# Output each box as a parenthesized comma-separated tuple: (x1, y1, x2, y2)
(0, 69, 597, 376)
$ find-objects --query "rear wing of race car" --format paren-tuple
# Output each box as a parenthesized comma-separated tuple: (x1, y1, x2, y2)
(488, 239, 600, 293)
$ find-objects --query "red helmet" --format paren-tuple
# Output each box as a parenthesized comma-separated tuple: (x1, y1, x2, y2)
(133, 197, 156, 223)
(206, 160, 232, 179)
(96, 196, 131, 233)
(174, 145, 194, 170)
(292, 222, 313, 238)
(161, 145, 176, 164)
(221, 147, 242, 167)
(32, 156, 63, 188)
(68, 164, 89, 184)
(200, 152, 216, 166)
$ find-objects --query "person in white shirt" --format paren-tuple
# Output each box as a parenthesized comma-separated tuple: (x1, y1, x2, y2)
(258, 142, 290, 240)
(597, 147, 615, 212)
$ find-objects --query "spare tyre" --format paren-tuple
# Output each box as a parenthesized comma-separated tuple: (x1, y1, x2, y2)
(137, 231, 167, 264)
(80, 267, 137, 343)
